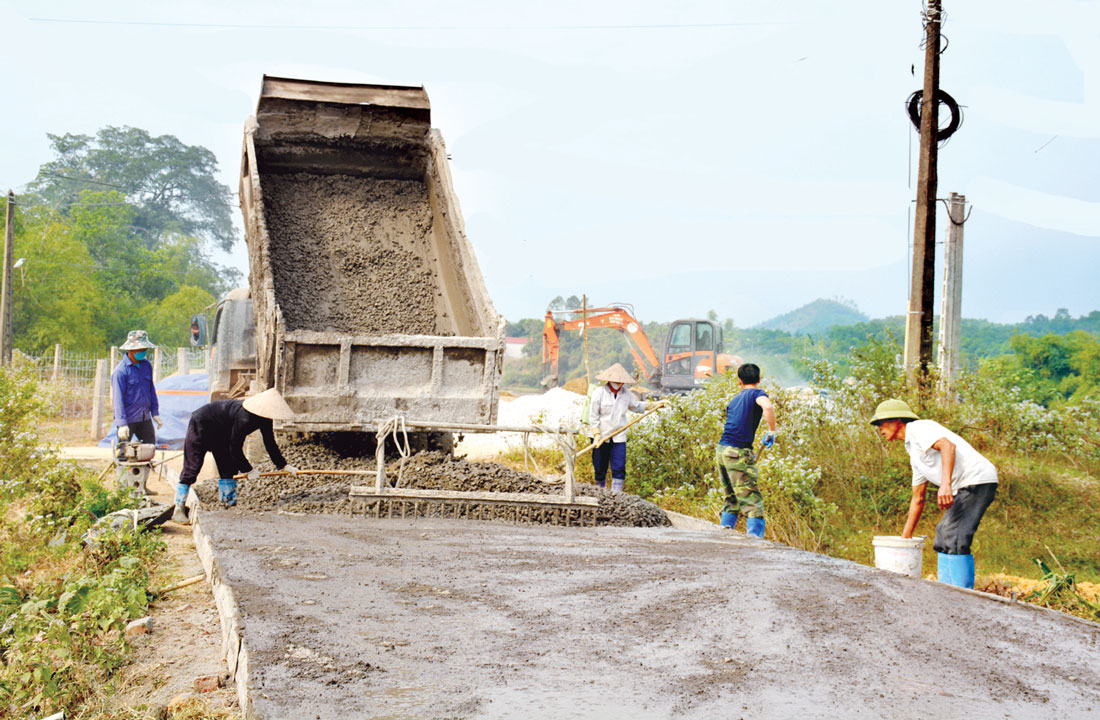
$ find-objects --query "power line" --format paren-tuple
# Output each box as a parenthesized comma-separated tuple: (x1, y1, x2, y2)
(30, 17, 802, 31)
(39, 172, 128, 190)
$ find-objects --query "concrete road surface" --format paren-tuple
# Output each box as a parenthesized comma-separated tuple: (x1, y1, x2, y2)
(198, 512, 1100, 719)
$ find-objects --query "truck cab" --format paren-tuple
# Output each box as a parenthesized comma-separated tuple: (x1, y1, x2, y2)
(208, 288, 257, 402)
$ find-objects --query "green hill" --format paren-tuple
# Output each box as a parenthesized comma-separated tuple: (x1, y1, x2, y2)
(756, 298, 868, 336)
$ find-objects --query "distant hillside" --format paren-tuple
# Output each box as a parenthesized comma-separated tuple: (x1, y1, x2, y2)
(756, 298, 868, 336)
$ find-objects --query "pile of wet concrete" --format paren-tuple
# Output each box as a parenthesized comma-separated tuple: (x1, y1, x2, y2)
(262, 172, 448, 335)
(194, 434, 670, 528)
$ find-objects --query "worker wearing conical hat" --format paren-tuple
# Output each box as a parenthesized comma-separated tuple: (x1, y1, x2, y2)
(871, 399, 998, 589)
(173, 388, 299, 522)
(587, 363, 647, 492)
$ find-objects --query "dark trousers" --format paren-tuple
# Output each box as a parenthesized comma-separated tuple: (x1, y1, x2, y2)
(934, 482, 997, 555)
(592, 441, 626, 488)
(179, 417, 236, 486)
(127, 418, 156, 444)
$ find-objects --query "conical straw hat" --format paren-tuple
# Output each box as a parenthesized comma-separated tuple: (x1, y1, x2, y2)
(596, 363, 636, 385)
(242, 388, 295, 420)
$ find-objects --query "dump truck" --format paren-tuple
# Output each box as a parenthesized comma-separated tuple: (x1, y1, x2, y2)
(237, 76, 505, 433)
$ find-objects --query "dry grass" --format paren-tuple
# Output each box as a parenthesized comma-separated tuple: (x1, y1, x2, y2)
(41, 415, 96, 446)
(982, 572, 1100, 604)
(85, 695, 239, 720)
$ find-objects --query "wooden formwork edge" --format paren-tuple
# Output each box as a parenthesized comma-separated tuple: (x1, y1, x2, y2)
(163, 467, 259, 719)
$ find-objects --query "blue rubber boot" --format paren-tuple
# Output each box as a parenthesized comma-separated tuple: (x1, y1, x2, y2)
(218, 479, 237, 507)
(172, 484, 190, 524)
(611, 478, 624, 492)
(954, 554, 976, 589)
(746, 517, 766, 538)
(937, 552, 954, 585)
(720, 512, 738, 529)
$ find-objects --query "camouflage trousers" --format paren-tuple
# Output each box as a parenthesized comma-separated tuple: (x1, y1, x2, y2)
(716, 444, 764, 519)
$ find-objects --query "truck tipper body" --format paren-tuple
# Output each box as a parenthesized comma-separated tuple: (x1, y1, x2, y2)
(239, 76, 505, 432)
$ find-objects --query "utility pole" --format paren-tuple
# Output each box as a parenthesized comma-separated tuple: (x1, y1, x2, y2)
(1, 191, 14, 365)
(582, 294, 591, 387)
(903, 0, 942, 391)
(937, 192, 965, 398)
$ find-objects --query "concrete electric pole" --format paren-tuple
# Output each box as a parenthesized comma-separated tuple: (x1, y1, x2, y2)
(937, 192, 965, 398)
(1, 191, 15, 366)
(903, 0, 943, 391)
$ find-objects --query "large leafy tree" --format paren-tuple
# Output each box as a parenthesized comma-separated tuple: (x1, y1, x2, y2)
(10, 126, 241, 354)
(28, 126, 236, 252)
(11, 206, 105, 353)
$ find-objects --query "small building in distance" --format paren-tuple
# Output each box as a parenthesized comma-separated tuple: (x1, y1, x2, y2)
(504, 337, 530, 359)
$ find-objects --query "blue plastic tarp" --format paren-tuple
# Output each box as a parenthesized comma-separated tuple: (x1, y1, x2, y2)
(98, 372, 209, 451)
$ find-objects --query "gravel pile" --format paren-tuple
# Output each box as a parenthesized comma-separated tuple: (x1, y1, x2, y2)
(195, 436, 670, 528)
(263, 172, 448, 335)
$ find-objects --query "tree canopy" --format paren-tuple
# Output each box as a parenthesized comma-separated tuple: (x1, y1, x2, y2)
(11, 126, 239, 354)
(29, 126, 237, 252)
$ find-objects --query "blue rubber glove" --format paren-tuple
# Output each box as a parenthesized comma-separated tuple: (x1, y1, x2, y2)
(762, 430, 777, 449)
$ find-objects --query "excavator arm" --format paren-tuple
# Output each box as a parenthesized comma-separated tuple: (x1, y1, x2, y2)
(541, 307, 660, 387)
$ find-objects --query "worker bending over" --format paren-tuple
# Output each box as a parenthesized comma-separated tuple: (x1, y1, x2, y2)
(111, 330, 162, 449)
(870, 399, 998, 589)
(588, 363, 648, 492)
(174, 388, 299, 522)
(716, 363, 777, 538)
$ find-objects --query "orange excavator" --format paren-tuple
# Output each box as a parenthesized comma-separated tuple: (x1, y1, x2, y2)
(541, 304, 741, 393)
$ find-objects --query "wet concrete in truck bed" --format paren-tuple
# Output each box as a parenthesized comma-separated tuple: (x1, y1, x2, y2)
(262, 172, 449, 335)
(199, 513, 1100, 719)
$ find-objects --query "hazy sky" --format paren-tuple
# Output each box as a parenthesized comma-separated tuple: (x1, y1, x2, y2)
(1, 0, 1097, 326)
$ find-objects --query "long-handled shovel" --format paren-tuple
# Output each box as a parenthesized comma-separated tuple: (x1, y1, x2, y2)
(574, 401, 667, 459)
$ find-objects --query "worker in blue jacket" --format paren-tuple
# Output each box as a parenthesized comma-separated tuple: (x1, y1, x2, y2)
(111, 330, 162, 447)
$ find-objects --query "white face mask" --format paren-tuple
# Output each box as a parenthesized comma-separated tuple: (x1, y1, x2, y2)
(609, 382, 622, 391)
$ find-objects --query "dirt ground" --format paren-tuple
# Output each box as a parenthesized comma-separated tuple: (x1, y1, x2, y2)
(73, 453, 240, 717)
(199, 512, 1100, 720)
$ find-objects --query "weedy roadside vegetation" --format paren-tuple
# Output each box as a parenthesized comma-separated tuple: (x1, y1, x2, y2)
(0, 367, 231, 719)
(503, 337, 1100, 622)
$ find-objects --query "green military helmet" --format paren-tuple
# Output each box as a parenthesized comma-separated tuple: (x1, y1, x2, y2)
(870, 399, 919, 426)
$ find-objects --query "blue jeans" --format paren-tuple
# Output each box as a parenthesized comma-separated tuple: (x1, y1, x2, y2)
(592, 441, 627, 491)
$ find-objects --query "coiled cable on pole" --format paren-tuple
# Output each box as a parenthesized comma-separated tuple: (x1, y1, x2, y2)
(906, 89, 962, 141)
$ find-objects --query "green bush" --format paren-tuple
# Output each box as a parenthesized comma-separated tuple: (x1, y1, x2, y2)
(0, 366, 165, 716)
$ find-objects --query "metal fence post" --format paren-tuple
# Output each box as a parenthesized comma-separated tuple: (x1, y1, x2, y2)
(177, 347, 190, 376)
(152, 346, 162, 384)
(52, 344, 62, 383)
(90, 358, 108, 441)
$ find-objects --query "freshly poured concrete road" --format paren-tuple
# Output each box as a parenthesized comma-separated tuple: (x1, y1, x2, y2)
(199, 512, 1100, 719)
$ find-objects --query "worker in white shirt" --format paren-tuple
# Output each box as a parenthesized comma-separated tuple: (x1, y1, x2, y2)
(871, 399, 998, 589)
(587, 363, 648, 492)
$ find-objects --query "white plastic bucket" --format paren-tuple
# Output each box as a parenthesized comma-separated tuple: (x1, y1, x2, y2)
(872, 536, 924, 578)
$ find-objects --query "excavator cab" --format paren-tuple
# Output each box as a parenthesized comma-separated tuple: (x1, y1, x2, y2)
(661, 319, 723, 392)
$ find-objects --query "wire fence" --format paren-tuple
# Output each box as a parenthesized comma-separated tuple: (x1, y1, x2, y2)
(13, 345, 209, 419)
